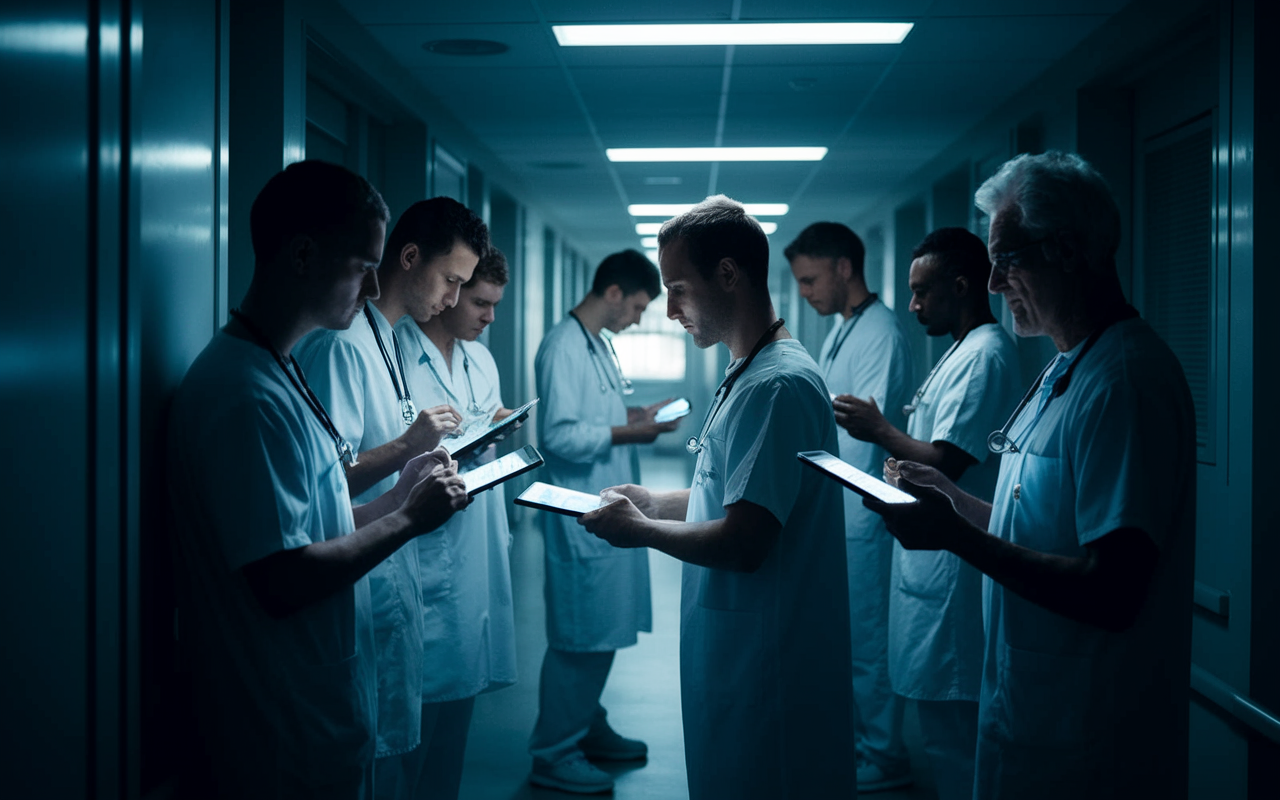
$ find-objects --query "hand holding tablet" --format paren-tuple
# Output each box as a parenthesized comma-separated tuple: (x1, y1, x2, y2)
(515, 482, 606, 517)
(460, 445, 544, 496)
(444, 398, 538, 461)
(797, 450, 917, 505)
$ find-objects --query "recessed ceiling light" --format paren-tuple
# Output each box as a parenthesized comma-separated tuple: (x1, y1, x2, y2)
(423, 39, 509, 56)
(635, 220, 777, 235)
(608, 147, 826, 162)
(553, 23, 912, 47)
(628, 203, 789, 216)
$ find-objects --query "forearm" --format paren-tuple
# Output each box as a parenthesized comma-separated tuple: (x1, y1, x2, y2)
(876, 425, 946, 469)
(611, 423, 661, 445)
(649, 489, 690, 520)
(346, 437, 412, 497)
(244, 510, 416, 616)
(352, 489, 398, 527)
(948, 525, 1126, 631)
(628, 516, 767, 572)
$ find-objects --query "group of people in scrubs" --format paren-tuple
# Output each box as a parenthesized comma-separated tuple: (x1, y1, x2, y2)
(169, 148, 1194, 800)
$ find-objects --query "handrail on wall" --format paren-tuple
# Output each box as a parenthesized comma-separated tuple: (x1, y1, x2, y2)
(1191, 664, 1280, 746)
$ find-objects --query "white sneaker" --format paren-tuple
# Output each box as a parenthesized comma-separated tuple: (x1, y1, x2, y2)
(530, 752, 615, 794)
(857, 757, 913, 793)
(580, 722, 648, 762)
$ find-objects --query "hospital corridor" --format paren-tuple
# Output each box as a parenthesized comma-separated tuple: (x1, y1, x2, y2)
(4, 1, 1280, 799)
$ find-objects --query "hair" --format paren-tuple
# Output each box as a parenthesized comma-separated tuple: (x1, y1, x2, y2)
(381, 196, 490, 273)
(782, 221, 866, 279)
(465, 245, 509, 288)
(250, 159, 388, 264)
(912, 227, 992, 293)
(974, 150, 1121, 273)
(656, 195, 769, 286)
(590, 249, 662, 299)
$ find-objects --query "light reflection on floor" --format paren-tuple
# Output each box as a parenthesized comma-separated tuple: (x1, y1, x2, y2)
(459, 454, 937, 799)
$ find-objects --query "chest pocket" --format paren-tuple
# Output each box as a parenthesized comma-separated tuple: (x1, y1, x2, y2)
(1007, 452, 1077, 556)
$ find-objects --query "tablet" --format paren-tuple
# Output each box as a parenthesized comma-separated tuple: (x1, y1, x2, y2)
(797, 450, 917, 505)
(514, 481, 605, 517)
(444, 398, 539, 461)
(654, 397, 691, 423)
(461, 445, 544, 496)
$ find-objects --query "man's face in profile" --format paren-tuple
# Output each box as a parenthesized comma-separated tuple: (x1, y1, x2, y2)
(311, 217, 385, 331)
(661, 238, 727, 350)
(789, 254, 848, 317)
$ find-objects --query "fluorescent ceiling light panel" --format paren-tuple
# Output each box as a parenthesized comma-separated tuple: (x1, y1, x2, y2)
(553, 22, 913, 47)
(641, 237, 660, 248)
(628, 203, 789, 216)
(608, 147, 826, 162)
(645, 249, 660, 265)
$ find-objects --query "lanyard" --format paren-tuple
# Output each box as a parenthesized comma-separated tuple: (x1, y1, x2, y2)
(903, 334, 967, 417)
(364, 306, 416, 426)
(423, 341, 485, 417)
(569, 311, 633, 395)
(822, 293, 877, 370)
(986, 305, 1139, 454)
(228, 309, 356, 468)
(687, 318, 787, 455)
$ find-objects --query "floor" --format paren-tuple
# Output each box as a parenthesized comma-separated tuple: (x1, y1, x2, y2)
(458, 454, 938, 799)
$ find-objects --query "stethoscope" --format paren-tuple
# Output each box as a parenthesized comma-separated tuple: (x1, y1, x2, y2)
(821, 294, 877, 370)
(687, 318, 786, 455)
(903, 336, 964, 418)
(986, 306, 1139, 454)
(364, 306, 416, 426)
(422, 341, 487, 418)
(569, 311, 634, 396)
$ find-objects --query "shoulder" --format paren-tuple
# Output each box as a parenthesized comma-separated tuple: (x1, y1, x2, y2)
(536, 318, 582, 358)
(739, 340, 827, 406)
(857, 301, 910, 345)
(956, 323, 1018, 369)
(294, 323, 366, 367)
(461, 339, 499, 375)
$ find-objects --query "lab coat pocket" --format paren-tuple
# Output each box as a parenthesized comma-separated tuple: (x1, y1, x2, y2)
(991, 643, 1109, 749)
(280, 652, 376, 787)
(1008, 453, 1077, 554)
(896, 547, 958, 600)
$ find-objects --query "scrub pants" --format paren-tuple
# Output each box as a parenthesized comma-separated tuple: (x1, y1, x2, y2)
(847, 533, 909, 772)
(529, 648, 616, 766)
(916, 699, 979, 800)
(374, 697, 476, 800)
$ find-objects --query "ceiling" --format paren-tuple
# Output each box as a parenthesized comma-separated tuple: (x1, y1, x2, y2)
(337, 0, 1134, 261)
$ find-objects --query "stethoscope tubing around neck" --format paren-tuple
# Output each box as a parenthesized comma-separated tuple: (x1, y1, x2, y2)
(686, 318, 786, 456)
(823, 293, 878, 369)
(569, 310, 632, 395)
(423, 340, 485, 417)
(364, 306, 417, 425)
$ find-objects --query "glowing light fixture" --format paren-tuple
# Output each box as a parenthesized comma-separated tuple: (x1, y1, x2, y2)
(553, 22, 913, 47)
(645, 249, 660, 265)
(635, 221, 776, 235)
(641, 237, 660, 249)
(608, 146, 826, 162)
(628, 203, 789, 217)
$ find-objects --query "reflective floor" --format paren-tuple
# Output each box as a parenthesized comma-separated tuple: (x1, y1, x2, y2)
(459, 454, 937, 799)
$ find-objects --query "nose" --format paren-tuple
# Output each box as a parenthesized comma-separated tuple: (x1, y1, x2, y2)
(667, 295, 678, 319)
(798, 283, 812, 299)
(988, 264, 1007, 294)
(908, 294, 921, 313)
(364, 269, 381, 301)
(444, 284, 461, 309)
(481, 306, 495, 324)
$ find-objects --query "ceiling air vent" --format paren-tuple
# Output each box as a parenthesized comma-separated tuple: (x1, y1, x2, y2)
(422, 39, 509, 56)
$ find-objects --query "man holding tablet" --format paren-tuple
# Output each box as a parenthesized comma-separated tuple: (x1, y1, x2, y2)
(580, 197, 855, 800)
(830, 227, 1022, 800)
(294, 195, 489, 799)
(867, 152, 1194, 799)
(395, 245, 521, 799)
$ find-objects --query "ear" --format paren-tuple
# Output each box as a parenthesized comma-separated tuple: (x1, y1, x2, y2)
(717, 257, 741, 290)
(289, 235, 314, 276)
(603, 284, 625, 304)
(835, 256, 854, 282)
(954, 274, 969, 298)
(1050, 230, 1083, 273)
(399, 242, 419, 272)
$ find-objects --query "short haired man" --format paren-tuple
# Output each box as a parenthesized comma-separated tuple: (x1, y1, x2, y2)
(167, 161, 469, 799)
(581, 197, 856, 800)
(528, 249, 681, 793)
(785, 221, 913, 791)
(392, 246, 519, 799)
(293, 196, 489, 799)
(868, 152, 1194, 799)
(834, 227, 1022, 800)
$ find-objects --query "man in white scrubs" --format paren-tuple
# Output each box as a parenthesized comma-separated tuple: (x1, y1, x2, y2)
(581, 196, 856, 800)
(168, 161, 469, 800)
(867, 152, 1194, 800)
(529, 249, 681, 793)
(786, 221, 914, 792)
(835, 227, 1022, 800)
(394, 245, 520, 799)
(295, 196, 490, 800)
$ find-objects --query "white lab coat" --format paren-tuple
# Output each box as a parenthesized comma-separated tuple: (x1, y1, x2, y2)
(978, 318, 1194, 799)
(534, 316, 652, 652)
(396, 318, 519, 701)
(295, 305, 426, 757)
(819, 298, 912, 762)
(890, 323, 1022, 701)
(168, 332, 377, 798)
(683, 339, 855, 800)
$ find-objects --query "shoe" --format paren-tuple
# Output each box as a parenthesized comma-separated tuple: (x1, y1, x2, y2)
(857, 757, 912, 793)
(530, 752, 615, 794)
(580, 722, 648, 761)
